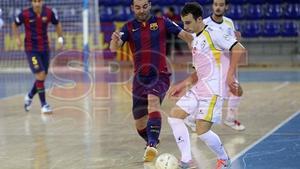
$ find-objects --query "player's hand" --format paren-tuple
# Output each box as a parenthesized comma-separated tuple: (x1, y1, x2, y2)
(235, 31, 242, 42)
(226, 73, 236, 89)
(168, 82, 186, 99)
(57, 37, 64, 50)
(111, 31, 122, 42)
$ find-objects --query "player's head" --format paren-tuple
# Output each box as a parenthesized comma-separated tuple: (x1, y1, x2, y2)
(212, 0, 229, 17)
(181, 2, 203, 33)
(131, 0, 152, 22)
(30, 0, 43, 9)
(153, 8, 163, 17)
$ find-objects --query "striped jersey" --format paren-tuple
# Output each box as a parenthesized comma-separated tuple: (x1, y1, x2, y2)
(120, 16, 182, 76)
(15, 5, 59, 52)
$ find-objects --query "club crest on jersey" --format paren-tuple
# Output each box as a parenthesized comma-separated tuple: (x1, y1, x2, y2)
(42, 17, 48, 22)
(150, 23, 158, 31)
(201, 40, 206, 49)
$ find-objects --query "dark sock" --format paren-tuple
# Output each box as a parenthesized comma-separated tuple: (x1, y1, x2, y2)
(147, 111, 162, 147)
(36, 80, 46, 107)
(137, 128, 148, 143)
(28, 81, 37, 98)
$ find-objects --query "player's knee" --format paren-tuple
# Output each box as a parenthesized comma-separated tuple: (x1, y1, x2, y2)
(196, 128, 210, 135)
(135, 115, 148, 130)
(133, 106, 148, 120)
(35, 71, 46, 80)
(169, 107, 187, 119)
(196, 121, 212, 135)
(147, 95, 160, 112)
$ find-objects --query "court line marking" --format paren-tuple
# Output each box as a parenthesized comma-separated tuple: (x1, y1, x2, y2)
(272, 81, 290, 91)
(231, 110, 300, 162)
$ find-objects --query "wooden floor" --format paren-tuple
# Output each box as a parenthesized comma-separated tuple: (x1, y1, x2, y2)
(0, 68, 299, 169)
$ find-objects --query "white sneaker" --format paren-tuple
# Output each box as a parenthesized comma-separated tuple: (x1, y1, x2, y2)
(183, 115, 196, 132)
(41, 104, 52, 114)
(24, 94, 32, 112)
(224, 119, 245, 131)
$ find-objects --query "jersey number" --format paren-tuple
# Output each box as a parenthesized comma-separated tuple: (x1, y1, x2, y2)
(32, 56, 38, 65)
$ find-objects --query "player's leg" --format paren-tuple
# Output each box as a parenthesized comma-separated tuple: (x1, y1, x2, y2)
(168, 90, 198, 168)
(183, 114, 197, 132)
(196, 96, 230, 169)
(142, 94, 161, 162)
(168, 106, 192, 167)
(143, 75, 169, 162)
(24, 51, 47, 112)
(24, 52, 37, 111)
(132, 94, 149, 143)
(146, 74, 170, 147)
(146, 94, 162, 147)
(132, 92, 159, 162)
(36, 51, 52, 113)
(224, 91, 245, 131)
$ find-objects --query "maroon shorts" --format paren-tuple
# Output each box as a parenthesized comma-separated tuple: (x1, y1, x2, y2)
(132, 73, 170, 120)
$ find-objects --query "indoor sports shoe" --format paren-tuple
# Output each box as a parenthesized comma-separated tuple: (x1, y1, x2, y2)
(216, 158, 231, 169)
(143, 146, 158, 162)
(41, 104, 52, 114)
(144, 140, 160, 150)
(224, 119, 245, 131)
(179, 160, 197, 169)
(24, 94, 32, 112)
(183, 115, 196, 132)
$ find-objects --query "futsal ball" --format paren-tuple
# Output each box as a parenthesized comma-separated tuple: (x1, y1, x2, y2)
(155, 153, 179, 169)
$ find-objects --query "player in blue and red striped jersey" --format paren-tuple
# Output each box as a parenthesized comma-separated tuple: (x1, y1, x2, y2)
(110, 0, 193, 162)
(12, 0, 63, 114)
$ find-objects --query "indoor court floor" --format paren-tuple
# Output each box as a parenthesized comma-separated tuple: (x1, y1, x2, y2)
(0, 66, 299, 169)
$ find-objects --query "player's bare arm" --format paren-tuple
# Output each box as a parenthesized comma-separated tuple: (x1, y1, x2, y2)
(177, 30, 193, 46)
(12, 23, 22, 48)
(109, 31, 124, 52)
(56, 23, 64, 48)
(169, 71, 198, 98)
(227, 42, 245, 87)
(235, 31, 241, 42)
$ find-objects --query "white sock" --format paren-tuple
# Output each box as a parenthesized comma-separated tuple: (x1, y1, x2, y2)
(198, 130, 229, 160)
(168, 117, 192, 163)
(227, 95, 242, 121)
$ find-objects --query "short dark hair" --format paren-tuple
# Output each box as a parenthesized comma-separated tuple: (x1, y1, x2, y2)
(131, 0, 150, 5)
(181, 2, 203, 20)
(153, 8, 162, 15)
(213, 0, 230, 5)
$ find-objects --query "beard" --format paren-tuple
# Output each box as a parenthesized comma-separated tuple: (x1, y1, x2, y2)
(136, 13, 150, 22)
